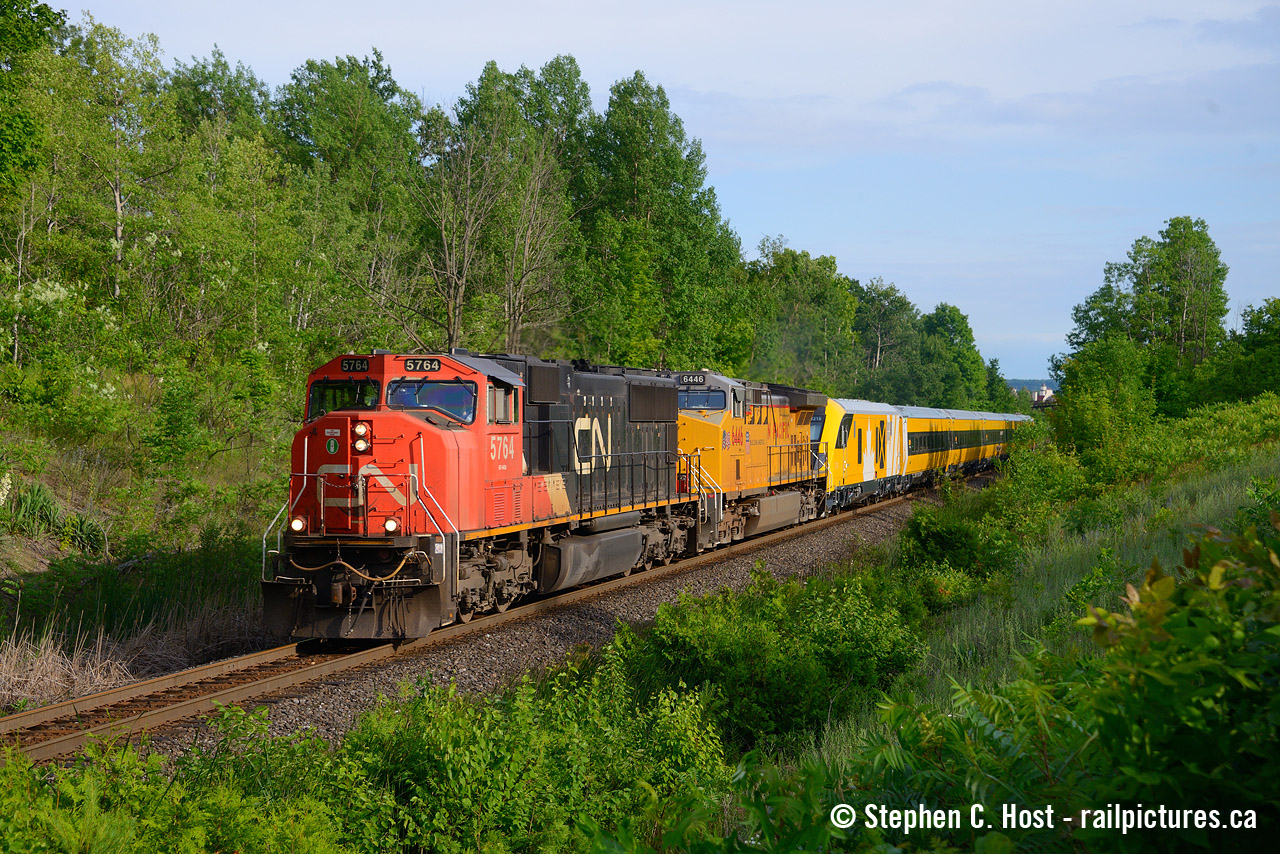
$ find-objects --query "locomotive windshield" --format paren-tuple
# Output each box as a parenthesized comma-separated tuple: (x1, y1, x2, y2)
(678, 389, 726, 410)
(307, 379, 380, 420)
(387, 379, 478, 423)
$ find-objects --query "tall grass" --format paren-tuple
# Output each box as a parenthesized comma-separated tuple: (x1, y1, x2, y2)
(5, 526, 259, 636)
(0, 527, 272, 706)
(818, 440, 1280, 757)
(0, 624, 134, 713)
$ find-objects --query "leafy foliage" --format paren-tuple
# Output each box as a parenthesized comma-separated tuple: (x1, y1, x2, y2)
(1079, 521, 1280, 823)
(0, 650, 731, 854)
(345, 651, 728, 853)
(1052, 333, 1155, 474)
(0, 0, 65, 188)
(619, 563, 925, 752)
(595, 515, 1280, 852)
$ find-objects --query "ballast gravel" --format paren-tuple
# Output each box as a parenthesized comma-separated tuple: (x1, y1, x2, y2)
(145, 499, 921, 756)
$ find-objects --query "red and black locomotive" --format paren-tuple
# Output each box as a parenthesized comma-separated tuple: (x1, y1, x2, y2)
(262, 350, 699, 639)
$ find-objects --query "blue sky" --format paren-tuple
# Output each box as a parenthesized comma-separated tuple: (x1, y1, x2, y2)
(87, 1, 1278, 377)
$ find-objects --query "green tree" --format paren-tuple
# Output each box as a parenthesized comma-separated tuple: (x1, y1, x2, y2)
(1156, 216, 1229, 367)
(168, 46, 269, 137)
(275, 50, 419, 178)
(516, 55, 598, 207)
(1195, 297, 1280, 407)
(851, 277, 916, 375)
(60, 18, 182, 303)
(1237, 298, 1280, 396)
(1, 16, 179, 366)
(163, 126, 302, 351)
(1064, 217, 1230, 415)
(273, 50, 423, 352)
(1052, 334, 1155, 478)
(919, 302, 989, 408)
(571, 71, 743, 369)
(411, 99, 520, 350)
(0, 0, 65, 189)
(984, 358, 1022, 412)
(454, 61, 580, 353)
(744, 237, 857, 394)
(847, 278, 923, 404)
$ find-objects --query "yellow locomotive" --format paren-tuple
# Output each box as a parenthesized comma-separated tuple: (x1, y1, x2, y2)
(674, 372, 827, 549)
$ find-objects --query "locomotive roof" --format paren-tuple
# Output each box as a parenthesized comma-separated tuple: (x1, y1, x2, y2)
(445, 353, 526, 387)
(678, 371, 795, 406)
(767, 383, 827, 408)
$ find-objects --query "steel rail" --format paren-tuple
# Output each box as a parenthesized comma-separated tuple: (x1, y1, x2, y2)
(7, 639, 430, 763)
(6, 494, 915, 762)
(0, 642, 313, 735)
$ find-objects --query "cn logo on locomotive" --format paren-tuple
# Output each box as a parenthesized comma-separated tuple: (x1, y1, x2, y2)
(573, 415, 613, 474)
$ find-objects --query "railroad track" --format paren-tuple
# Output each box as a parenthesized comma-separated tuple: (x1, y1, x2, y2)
(1, 493, 914, 762)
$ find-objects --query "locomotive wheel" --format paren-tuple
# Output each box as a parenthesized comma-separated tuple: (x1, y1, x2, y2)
(457, 606, 475, 624)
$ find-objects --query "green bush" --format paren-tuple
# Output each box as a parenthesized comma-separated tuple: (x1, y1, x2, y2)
(898, 503, 1021, 608)
(619, 565, 924, 752)
(986, 436, 1088, 536)
(1080, 519, 1280, 828)
(1071, 392, 1280, 488)
(343, 647, 729, 853)
(916, 562, 982, 611)
(1065, 494, 1125, 534)
(1233, 475, 1280, 535)
(597, 510, 1280, 852)
(0, 707, 352, 854)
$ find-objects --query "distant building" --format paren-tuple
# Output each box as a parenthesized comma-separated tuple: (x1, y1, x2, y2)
(1031, 384, 1056, 409)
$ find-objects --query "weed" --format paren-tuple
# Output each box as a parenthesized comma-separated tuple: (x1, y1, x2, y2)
(6, 480, 62, 539)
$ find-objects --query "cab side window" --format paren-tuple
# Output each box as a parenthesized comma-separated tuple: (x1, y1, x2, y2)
(487, 384, 517, 425)
(835, 415, 854, 449)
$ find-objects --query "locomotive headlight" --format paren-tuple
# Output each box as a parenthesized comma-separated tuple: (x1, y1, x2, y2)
(289, 516, 306, 532)
(384, 518, 399, 533)
(353, 422, 369, 437)
(353, 438, 370, 452)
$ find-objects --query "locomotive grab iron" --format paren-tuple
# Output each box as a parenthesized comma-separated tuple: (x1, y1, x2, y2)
(262, 350, 1030, 639)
